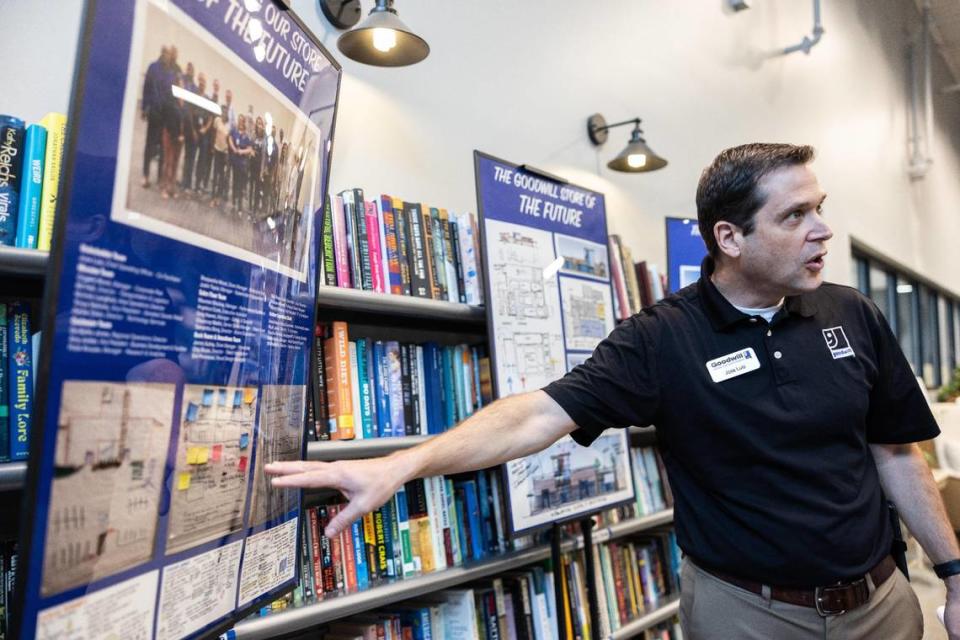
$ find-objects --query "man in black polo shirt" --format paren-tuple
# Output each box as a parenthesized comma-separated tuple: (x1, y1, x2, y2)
(267, 144, 959, 639)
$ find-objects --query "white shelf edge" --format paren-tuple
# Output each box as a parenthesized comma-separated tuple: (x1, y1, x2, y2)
(0, 461, 27, 491)
(608, 596, 680, 640)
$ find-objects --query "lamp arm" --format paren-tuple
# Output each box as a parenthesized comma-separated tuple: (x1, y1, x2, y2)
(590, 117, 641, 134)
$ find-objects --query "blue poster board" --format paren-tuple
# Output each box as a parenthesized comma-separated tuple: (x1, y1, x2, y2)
(473, 151, 635, 536)
(666, 216, 707, 293)
(18, 1, 341, 638)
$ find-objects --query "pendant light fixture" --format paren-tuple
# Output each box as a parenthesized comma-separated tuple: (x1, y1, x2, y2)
(587, 114, 668, 173)
(325, 0, 430, 67)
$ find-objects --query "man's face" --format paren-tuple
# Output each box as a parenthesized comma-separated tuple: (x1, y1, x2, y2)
(225, 89, 233, 105)
(734, 164, 832, 298)
(197, 74, 206, 93)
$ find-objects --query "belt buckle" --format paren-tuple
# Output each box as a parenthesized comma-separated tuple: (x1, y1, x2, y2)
(814, 578, 866, 617)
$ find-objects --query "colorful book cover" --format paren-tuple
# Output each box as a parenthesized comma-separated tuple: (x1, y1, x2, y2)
(439, 209, 459, 303)
(449, 218, 467, 304)
(318, 505, 336, 593)
(364, 200, 386, 293)
(405, 479, 431, 573)
(373, 507, 388, 578)
(415, 346, 428, 434)
(323, 321, 354, 439)
(379, 500, 395, 578)
(37, 112, 66, 251)
(404, 202, 431, 298)
(351, 518, 370, 590)
(356, 338, 375, 439)
(348, 342, 364, 441)
(392, 197, 413, 296)
(352, 188, 372, 290)
(322, 194, 337, 286)
(0, 303, 8, 462)
(339, 189, 360, 288)
(333, 195, 351, 288)
(379, 196, 403, 295)
(362, 511, 379, 581)
(424, 206, 443, 300)
(313, 325, 330, 440)
(8, 301, 31, 460)
(0, 116, 25, 246)
(371, 341, 391, 438)
(399, 344, 414, 436)
(298, 513, 315, 602)
(328, 504, 347, 591)
(444, 477, 461, 566)
(308, 507, 325, 597)
(460, 479, 484, 560)
(424, 476, 447, 571)
(407, 344, 422, 436)
(15, 124, 46, 249)
(385, 341, 405, 437)
(394, 486, 416, 576)
(374, 196, 390, 294)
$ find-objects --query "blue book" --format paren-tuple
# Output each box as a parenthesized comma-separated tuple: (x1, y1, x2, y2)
(14, 124, 44, 248)
(440, 348, 456, 429)
(472, 347, 483, 409)
(8, 301, 32, 460)
(0, 304, 8, 462)
(385, 341, 405, 437)
(475, 471, 494, 554)
(351, 519, 370, 590)
(453, 486, 469, 564)
(420, 343, 438, 434)
(460, 479, 484, 560)
(380, 498, 396, 578)
(0, 116, 26, 246)
(371, 341, 391, 437)
(356, 338, 375, 439)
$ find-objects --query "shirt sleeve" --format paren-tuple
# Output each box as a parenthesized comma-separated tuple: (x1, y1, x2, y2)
(864, 299, 941, 444)
(542, 314, 660, 447)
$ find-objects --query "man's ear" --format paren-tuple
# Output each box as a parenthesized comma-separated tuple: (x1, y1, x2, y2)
(713, 221, 742, 259)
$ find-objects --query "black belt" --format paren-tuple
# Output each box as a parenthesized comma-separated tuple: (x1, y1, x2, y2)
(697, 555, 897, 616)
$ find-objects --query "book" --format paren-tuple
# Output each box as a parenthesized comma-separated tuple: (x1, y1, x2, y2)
(8, 301, 31, 460)
(406, 478, 433, 573)
(322, 195, 337, 286)
(426, 207, 446, 300)
(385, 341, 405, 437)
(405, 202, 431, 298)
(318, 505, 336, 593)
(0, 116, 25, 246)
(380, 196, 404, 295)
(333, 195, 351, 287)
(0, 304, 7, 462)
(371, 341, 392, 437)
(620, 242, 642, 315)
(15, 124, 46, 249)
(373, 197, 390, 293)
(356, 338, 375, 439)
(392, 197, 413, 296)
(37, 112, 66, 251)
(608, 236, 630, 320)
(353, 188, 373, 290)
(313, 325, 330, 440)
(399, 344, 414, 436)
(351, 518, 370, 590)
(324, 321, 355, 439)
(349, 342, 364, 440)
(362, 511, 379, 581)
(439, 209, 460, 303)
(308, 507, 325, 597)
(450, 217, 467, 304)
(394, 485, 416, 576)
(340, 190, 361, 288)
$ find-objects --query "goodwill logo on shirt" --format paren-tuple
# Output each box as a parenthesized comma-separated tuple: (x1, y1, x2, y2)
(822, 326, 855, 359)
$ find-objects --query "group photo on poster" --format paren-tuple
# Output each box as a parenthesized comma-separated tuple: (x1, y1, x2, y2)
(113, 0, 323, 278)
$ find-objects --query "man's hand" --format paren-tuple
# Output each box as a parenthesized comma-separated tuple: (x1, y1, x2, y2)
(266, 456, 410, 538)
(945, 578, 960, 639)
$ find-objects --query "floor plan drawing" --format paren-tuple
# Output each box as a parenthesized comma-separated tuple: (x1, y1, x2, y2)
(248, 384, 304, 526)
(166, 385, 258, 554)
(485, 219, 565, 394)
(42, 381, 175, 596)
(560, 277, 615, 351)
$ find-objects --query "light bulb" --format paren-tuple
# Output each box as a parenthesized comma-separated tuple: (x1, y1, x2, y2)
(372, 28, 397, 52)
(627, 153, 647, 168)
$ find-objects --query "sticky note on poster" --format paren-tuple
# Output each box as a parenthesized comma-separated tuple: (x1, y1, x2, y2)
(197, 447, 209, 464)
(238, 456, 248, 472)
(239, 433, 249, 449)
(212, 444, 223, 462)
(178, 472, 191, 490)
(243, 388, 256, 405)
(186, 447, 200, 464)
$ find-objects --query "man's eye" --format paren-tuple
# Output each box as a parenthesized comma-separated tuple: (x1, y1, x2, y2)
(787, 210, 803, 220)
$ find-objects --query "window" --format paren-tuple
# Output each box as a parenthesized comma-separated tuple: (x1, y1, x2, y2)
(852, 248, 959, 388)
(896, 276, 919, 374)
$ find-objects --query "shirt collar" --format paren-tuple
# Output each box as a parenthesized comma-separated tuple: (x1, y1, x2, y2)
(699, 256, 817, 331)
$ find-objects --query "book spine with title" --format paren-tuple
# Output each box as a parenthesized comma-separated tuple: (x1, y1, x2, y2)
(0, 116, 25, 246)
(37, 112, 66, 251)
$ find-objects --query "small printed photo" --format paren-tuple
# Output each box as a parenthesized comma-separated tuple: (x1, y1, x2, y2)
(165, 384, 258, 555)
(41, 381, 176, 596)
(554, 233, 609, 281)
(113, 0, 324, 279)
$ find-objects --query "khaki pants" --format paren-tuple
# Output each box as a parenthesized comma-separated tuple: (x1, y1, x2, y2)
(679, 557, 923, 639)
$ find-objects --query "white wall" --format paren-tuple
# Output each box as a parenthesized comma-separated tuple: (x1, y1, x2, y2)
(4, 0, 960, 293)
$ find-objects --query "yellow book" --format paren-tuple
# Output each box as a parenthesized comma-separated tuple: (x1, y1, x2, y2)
(561, 555, 574, 640)
(37, 112, 67, 251)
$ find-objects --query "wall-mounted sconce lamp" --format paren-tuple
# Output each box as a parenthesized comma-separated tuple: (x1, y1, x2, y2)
(321, 0, 429, 67)
(587, 114, 668, 173)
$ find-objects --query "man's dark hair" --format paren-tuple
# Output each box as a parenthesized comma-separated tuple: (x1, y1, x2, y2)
(696, 143, 816, 258)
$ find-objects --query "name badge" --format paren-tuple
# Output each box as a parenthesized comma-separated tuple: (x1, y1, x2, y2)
(706, 347, 761, 383)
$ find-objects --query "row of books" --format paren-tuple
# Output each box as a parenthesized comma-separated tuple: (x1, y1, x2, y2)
(311, 321, 493, 441)
(0, 540, 17, 640)
(0, 113, 67, 250)
(0, 301, 36, 462)
(321, 190, 484, 306)
(608, 234, 667, 320)
(581, 530, 680, 639)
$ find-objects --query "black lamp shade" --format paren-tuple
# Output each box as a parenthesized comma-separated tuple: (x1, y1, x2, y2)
(337, 8, 429, 67)
(607, 129, 668, 173)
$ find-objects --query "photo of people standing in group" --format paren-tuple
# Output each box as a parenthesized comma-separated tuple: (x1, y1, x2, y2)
(113, 0, 321, 278)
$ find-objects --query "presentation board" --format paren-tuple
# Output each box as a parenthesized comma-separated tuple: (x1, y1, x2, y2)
(17, 1, 341, 638)
(665, 216, 707, 293)
(473, 152, 635, 536)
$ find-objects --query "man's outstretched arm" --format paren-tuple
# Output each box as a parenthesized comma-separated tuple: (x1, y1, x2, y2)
(265, 389, 578, 537)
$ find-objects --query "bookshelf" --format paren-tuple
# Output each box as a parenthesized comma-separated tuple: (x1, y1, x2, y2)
(0, 245, 48, 278)
(316, 286, 486, 325)
(0, 462, 27, 492)
(608, 596, 681, 640)
(307, 436, 432, 461)
(232, 509, 676, 639)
